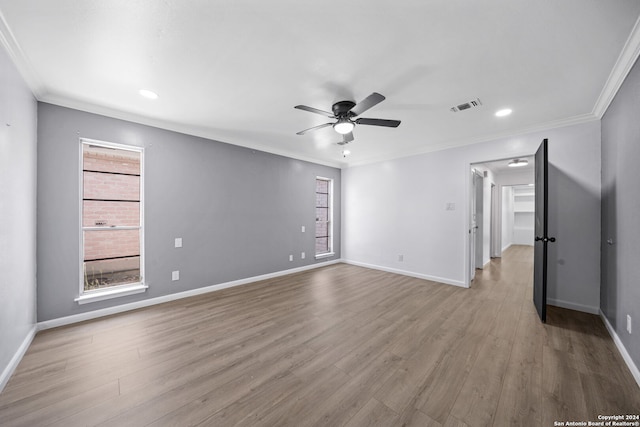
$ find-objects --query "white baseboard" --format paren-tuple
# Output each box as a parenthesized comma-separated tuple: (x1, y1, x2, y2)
(547, 298, 600, 315)
(0, 325, 37, 393)
(38, 259, 342, 331)
(501, 243, 512, 252)
(599, 310, 640, 389)
(342, 259, 467, 288)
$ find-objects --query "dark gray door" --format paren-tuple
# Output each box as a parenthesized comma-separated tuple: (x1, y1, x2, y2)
(533, 138, 555, 322)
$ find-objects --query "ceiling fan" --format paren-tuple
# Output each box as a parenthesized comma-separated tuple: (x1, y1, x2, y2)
(294, 92, 401, 145)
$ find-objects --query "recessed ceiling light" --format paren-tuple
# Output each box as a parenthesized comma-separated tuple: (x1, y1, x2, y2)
(495, 108, 512, 117)
(508, 158, 528, 167)
(139, 89, 158, 100)
(342, 149, 351, 157)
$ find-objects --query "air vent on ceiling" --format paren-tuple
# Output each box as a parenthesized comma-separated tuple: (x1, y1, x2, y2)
(450, 98, 483, 113)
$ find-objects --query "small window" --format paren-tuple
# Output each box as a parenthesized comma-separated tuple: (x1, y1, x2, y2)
(315, 177, 333, 257)
(78, 139, 145, 302)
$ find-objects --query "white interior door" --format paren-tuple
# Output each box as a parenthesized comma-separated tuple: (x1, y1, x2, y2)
(475, 173, 484, 269)
(469, 170, 478, 281)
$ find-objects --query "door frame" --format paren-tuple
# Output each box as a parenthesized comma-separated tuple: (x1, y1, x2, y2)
(466, 155, 535, 287)
(490, 183, 499, 258)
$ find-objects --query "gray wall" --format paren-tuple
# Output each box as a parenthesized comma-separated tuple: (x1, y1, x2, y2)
(37, 103, 341, 322)
(546, 121, 602, 313)
(601, 56, 640, 369)
(0, 46, 38, 386)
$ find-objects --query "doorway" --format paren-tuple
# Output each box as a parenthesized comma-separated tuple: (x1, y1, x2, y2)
(469, 156, 535, 287)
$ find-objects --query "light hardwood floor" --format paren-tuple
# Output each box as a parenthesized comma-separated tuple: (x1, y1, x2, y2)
(1, 246, 639, 426)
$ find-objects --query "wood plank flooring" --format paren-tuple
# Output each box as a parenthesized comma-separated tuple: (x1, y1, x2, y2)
(1, 245, 639, 426)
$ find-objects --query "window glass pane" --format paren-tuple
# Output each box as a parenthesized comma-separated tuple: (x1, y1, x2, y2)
(316, 207, 328, 223)
(83, 145, 140, 174)
(84, 256, 141, 291)
(83, 200, 140, 227)
(316, 192, 328, 208)
(315, 237, 329, 254)
(84, 229, 140, 261)
(316, 179, 329, 193)
(83, 171, 140, 201)
(315, 178, 332, 255)
(316, 220, 328, 238)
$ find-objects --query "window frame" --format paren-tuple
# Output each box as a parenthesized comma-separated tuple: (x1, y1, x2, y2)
(76, 138, 147, 304)
(315, 176, 335, 259)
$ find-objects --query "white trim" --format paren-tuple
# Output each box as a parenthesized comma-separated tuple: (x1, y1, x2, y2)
(39, 94, 347, 169)
(74, 283, 148, 305)
(0, 326, 37, 393)
(501, 243, 512, 252)
(315, 176, 334, 257)
(344, 114, 599, 169)
(593, 15, 640, 118)
(599, 310, 640, 389)
(39, 259, 342, 330)
(342, 259, 467, 288)
(0, 9, 45, 97)
(547, 298, 599, 315)
(315, 252, 335, 260)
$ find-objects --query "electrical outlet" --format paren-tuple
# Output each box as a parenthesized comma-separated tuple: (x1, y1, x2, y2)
(289, 255, 293, 262)
(627, 314, 632, 334)
(172, 270, 179, 281)
(301, 252, 305, 259)
(398, 254, 404, 262)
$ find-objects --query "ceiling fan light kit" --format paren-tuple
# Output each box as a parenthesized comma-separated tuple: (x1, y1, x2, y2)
(333, 118, 355, 134)
(295, 92, 401, 145)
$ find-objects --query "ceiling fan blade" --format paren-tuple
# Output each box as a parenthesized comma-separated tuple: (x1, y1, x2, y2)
(294, 105, 334, 117)
(350, 92, 386, 116)
(355, 118, 401, 128)
(296, 122, 333, 135)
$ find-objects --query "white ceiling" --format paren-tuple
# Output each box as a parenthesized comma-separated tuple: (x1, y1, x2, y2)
(2, 1, 640, 168)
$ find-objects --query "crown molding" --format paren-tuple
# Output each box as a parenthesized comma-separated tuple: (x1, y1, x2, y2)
(344, 112, 599, 168)
(592, 15, 640, 118)
(0, 9, 45, 97)
(39, 93, 346, 169)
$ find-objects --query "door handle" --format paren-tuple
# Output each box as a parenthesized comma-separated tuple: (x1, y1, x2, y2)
(535, 236, 557, 243)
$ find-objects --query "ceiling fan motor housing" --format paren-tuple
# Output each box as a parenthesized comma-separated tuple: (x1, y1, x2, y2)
(332, 100, 356, 118)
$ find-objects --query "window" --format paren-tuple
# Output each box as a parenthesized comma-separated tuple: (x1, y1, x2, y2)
(315, 177, 333, 257)
(77, 139, 145, 303)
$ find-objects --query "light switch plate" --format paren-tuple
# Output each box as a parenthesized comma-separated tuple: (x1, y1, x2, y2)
(301, 226, 306, 233)
(175, 238, 182, 248)
(172, 270, 179, 281)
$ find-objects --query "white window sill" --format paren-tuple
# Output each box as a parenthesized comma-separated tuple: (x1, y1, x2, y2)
(315, 252, 335, 260)
(75, 283, 148, 305)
